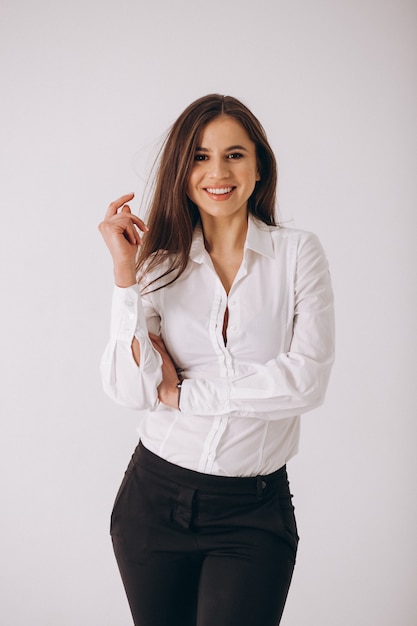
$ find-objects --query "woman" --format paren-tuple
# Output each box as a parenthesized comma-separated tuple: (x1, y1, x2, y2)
(99, 94, 335, 626)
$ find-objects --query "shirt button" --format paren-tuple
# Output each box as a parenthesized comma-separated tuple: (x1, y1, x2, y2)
(208, 454, 213, 461)
(128, 313, 134, 320)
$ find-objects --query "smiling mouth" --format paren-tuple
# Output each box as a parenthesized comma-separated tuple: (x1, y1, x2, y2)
(204, 186, 235, 195)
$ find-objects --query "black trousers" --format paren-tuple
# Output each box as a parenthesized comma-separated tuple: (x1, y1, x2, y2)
(111, 442, 299, 626)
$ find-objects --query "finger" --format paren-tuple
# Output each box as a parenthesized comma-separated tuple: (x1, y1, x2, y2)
(149, 334, 162, 348)
(149, 335, 167, 353)
(123, 223, 140, 245)
(105, 193, 135, 219)
(149, 332, 164, 345)
(132, 216, 149, 232)
(116, 209, 148, 233)
(150, 341, 164, 358)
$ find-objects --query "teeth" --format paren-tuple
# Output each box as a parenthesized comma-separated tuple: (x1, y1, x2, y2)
(206, 187, 233, 195)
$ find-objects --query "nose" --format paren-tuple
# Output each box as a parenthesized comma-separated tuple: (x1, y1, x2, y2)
(208, 156, 230, 180)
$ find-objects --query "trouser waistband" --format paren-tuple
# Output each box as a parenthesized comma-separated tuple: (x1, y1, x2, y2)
(135, 441, 287, 497)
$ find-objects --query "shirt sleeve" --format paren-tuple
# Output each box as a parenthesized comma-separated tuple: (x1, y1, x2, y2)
(100, 284, 163, 410)
(179, 233, 335, 420)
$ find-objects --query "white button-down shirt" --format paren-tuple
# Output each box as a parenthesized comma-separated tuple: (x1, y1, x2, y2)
(101, 217, 335, 476)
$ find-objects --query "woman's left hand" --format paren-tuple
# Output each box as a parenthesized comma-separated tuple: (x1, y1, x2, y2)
(149, 333, 181, 410)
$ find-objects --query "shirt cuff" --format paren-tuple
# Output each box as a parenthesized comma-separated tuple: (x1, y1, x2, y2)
(179, 377, 231, 416)
(109, 284, 148, 342)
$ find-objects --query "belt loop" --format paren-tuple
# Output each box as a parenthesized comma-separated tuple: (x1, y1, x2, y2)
(256, 476, 266, 499)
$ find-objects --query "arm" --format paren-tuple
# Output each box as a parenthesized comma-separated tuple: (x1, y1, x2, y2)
(99, 194, 163, 409)
(179, 233, 335, 419)
(99, 193, 143, 367)
(149, 333, 181, 410)
(100, 284, 163, 409)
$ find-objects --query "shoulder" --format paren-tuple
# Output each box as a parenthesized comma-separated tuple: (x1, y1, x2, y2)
(269, 226, 330, 274)
(252, 218, 324, 257)
(270, 223, 320, 244)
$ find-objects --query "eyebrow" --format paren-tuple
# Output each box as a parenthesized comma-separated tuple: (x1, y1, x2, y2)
(195, 144, 249, 152)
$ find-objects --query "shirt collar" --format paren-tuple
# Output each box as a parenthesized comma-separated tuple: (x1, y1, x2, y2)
(189, 224, 207, 264)
(244, 214, 275, 259)
(189, 215, 275, 264)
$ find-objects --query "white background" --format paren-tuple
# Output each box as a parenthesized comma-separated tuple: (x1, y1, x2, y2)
(1, 1, 416, 624)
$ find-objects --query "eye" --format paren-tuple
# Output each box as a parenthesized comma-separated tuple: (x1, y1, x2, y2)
(227, 152, 244, 160)
(194, 154, 208, 161)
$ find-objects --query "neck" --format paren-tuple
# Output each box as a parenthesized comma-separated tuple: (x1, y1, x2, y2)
(200, 212, 249, 255)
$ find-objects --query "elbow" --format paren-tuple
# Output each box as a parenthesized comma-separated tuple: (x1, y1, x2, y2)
(100, 341, 163, 411)
(102, 378, 159, 411)
(100, 358, 162, 412)
(290, 357, 333, 415)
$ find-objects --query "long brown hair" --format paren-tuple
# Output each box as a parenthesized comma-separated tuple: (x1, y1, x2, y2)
(137, 94, 278, 291)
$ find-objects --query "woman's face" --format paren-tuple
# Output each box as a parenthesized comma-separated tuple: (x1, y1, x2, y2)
(186, 115, 260, 222)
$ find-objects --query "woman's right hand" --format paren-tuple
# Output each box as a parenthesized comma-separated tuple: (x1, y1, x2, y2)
(98, 193, 149, 287)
